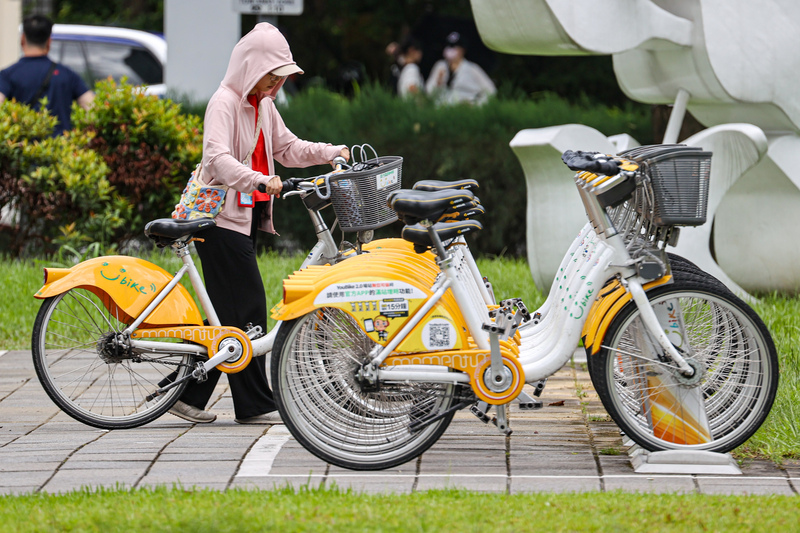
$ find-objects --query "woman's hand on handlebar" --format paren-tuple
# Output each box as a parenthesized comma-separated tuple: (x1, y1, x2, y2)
(330, 147, 350, 168)
(256, 174, 283, 195)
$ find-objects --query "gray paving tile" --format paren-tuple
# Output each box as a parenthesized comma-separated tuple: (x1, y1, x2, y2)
(695, 477, 795, 496)
(42, 468, 145, 493)
(0, 486, 40, 495)
(0, 470, 53, 487)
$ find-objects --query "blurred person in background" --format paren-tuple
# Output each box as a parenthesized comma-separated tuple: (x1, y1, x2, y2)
(0, 15, 93, 135)
(426, 31, 496, 105)
(396, 36, 424, 99)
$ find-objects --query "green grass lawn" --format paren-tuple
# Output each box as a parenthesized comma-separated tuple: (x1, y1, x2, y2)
(0, 252, 797, 460)
(0, 487, 798, 532)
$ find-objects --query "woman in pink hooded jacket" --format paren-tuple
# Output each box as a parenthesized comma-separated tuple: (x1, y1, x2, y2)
(169, 23, 349, 425)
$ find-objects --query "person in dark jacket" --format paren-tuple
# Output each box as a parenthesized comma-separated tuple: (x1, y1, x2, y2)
(0, 15, 93, 135)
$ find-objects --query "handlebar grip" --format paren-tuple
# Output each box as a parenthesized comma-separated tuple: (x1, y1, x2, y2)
(281, 177, 305, 193)
(561, 150, 621, 176)
(257, 184, 267, 193)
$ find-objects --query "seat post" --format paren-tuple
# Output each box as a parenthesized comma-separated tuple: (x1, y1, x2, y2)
(423, 220, 449, 260)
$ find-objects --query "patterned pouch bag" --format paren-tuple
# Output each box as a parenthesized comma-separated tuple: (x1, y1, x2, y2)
(172, 113, 262, 220)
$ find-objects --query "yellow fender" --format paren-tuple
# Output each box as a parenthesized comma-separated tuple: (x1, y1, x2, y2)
(581, 274, 672, 355)
(35, 256, 202, 327)
(272, 249, 470, 351)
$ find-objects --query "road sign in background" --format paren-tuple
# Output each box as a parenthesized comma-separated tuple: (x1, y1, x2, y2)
(234, 0, 303, 16)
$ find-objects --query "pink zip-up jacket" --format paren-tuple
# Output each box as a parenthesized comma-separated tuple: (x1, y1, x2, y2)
(202, 23, 345, 236)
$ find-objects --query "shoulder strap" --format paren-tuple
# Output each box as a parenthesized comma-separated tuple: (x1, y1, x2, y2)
(241, 110, 263, 166)
(30, 61, 57, 107)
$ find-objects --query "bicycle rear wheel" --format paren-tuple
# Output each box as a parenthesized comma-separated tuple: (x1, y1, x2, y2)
(32, 288, 196, 429)
(590, 278, 778, 452)
(272, 307, 460, 470)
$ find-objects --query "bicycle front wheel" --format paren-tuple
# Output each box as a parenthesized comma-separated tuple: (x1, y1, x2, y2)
(590, 279, 779, 453)
(272, 307, 460, 470)
(31, 288, 196, 429)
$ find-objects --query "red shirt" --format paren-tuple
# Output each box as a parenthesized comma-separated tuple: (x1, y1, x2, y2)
(247, 94, 271, 202)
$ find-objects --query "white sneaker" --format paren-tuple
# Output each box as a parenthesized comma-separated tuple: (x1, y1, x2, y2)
(235, 411, 283, 425)
(169, 400, 216, 423)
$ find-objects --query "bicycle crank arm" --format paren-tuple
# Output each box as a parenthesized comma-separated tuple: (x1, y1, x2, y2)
(408, 400, 472, 433)
(145, 363, 209, 401)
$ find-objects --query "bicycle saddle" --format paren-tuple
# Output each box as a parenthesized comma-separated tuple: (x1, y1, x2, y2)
(412, 179, 479, 193)
(401, 220, 484, 250)
(144, 218, 216, 246)
(438, 201, 485, 222)
(389, 189, 476, 225)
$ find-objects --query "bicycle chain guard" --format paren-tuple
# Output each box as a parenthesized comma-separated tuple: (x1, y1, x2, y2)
(131, 325, 253, 374)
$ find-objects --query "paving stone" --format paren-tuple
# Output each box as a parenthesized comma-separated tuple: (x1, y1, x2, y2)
(0, 486, 40, 495)
(42, 468, 145, 493)
(59, 460, 150, 470)
(140, 460, 239, 484)
(0, 461, 62, 473)
(0, 470, 53, 488)
(695, 477, 795, 496)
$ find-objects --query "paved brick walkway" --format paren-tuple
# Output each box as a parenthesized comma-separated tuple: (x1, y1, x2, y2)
(1, 350, 797, 495)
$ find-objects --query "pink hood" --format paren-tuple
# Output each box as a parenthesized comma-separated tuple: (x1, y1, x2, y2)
(201, 23, 345, 236)
(220, 23, 299, 101)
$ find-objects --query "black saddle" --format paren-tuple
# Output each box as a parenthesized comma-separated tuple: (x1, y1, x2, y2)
(388, 189, 476, 225)
(144, 218, 216, 246)
(412, 179, 479, 193)
(401, 220, 484, 251)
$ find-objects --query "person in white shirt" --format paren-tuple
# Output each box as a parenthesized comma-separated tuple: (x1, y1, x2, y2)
(397, 37, 424, 98)
(426, 31, 496, 105)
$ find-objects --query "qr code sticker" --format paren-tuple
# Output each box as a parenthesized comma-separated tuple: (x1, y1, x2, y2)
(428, 324, 450, 348)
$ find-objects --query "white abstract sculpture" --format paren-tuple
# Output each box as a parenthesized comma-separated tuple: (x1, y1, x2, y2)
(472, 0, 800, 293)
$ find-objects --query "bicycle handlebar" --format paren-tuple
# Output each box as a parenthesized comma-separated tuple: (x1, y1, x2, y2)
(561, 150, 621, 176)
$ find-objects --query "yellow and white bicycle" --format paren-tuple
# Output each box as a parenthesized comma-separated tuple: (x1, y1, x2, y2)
(270, 145, 779, 470)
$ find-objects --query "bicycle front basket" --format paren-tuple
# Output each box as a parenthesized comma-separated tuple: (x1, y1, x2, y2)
(620, 145, 712, 227)
(328, 156, 403, 232)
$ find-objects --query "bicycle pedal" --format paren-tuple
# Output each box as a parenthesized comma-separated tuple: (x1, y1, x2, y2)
(518, 399, 543, 410)
(470, 404, 491, 424)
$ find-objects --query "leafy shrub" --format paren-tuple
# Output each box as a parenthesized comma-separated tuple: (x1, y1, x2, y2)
(273, 85, 652, 257)
(72, 78, 203, 239)
(0, 101, 123, 255)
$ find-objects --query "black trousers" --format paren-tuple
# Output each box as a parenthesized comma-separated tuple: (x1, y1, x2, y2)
(178, 214, 276, 419)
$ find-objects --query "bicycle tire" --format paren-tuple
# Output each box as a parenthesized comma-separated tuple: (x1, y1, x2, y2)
(272, 307, 459, 470)
(589, 278, 778, 452)
(31, 288, 196, 429)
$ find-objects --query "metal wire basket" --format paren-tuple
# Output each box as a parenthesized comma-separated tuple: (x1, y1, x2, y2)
(621, 145, 712, 227)
(328, 155, 403, 232)
(607, 145, 712, 260)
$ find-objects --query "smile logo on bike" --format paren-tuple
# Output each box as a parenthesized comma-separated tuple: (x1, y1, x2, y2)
(99, 263, 153, 295)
